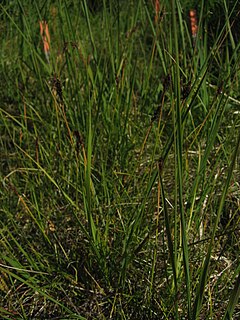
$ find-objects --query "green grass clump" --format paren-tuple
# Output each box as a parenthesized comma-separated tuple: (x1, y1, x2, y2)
(0, 0, 240, 319)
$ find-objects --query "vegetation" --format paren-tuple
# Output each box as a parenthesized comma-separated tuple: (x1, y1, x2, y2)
(1, 0, 239, 318)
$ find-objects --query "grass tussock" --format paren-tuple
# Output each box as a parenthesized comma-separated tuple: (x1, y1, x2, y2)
(0, 0, 240, 319)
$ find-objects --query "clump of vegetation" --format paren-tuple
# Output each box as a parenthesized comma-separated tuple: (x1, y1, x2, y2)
(0, 0, 239, 319)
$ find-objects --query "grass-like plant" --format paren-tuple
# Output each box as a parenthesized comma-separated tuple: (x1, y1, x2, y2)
(1, 0, 239, 319)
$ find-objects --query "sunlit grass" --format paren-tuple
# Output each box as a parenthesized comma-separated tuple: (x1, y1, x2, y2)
(1, 0, 240, 319)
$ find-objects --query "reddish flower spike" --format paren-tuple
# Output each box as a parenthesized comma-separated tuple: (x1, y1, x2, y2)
(189, 9, 198, 38)
(39, 20, 50, 63)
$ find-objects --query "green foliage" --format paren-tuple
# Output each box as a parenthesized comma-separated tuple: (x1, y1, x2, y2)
(0, 0, 239, 318)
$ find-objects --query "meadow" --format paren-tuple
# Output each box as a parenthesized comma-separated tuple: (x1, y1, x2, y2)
(0, 0, 240, 319)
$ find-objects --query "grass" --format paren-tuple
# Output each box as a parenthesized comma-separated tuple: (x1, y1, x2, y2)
(0, 0, 240, 319)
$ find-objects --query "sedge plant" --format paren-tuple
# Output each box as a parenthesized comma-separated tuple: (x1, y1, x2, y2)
(0, 0, 239, 318)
